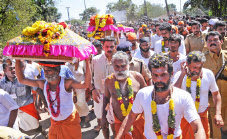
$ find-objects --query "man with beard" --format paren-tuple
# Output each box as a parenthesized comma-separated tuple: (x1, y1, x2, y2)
(213, 21, 226, 50)
(173, 51, 223, 139)
(154, 22, 186, 55)
(185, 21, 206, 54)
(15, 58, 91, 139)
(203, 31, 227, 138)
(134, 37, 155, 66)
(167, 34, 186, 77)
(102, 51, 147, 139)
(91, 36, 116, 132)
(117, 41, 152, 85)
(0, 58, 46, 137)
(116, 53, 205, 139)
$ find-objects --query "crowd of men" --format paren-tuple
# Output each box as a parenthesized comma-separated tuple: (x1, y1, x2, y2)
(0, 14, 226, 139)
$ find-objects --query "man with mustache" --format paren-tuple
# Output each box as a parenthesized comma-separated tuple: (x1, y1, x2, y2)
(15, 59, 91, 139)
(167, 34, 186, 77)
(154, 22, 186, 55)
(116, 53, 205, 139)
(173, 51, 223, 139)
(91, 36, 116, 132)
(126, 32, 139, 56)
(134, 37, 155, 66)
(203, 31, 227, 138)
(213, 21, 226, 50)
(102, 51, 147, 139)
(185, 20, 206, 54)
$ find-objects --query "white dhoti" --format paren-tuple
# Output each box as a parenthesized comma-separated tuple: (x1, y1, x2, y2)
(75, 89, 89, 117)
(94, 92, 103, 119)
(17, 109, 39, 131)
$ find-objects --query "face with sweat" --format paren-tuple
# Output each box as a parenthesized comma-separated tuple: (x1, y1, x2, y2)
(113, 57, 130, 80)
(43, 66, 60, 82)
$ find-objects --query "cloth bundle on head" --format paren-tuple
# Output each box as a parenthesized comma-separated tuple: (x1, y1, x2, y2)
(178, 21, 184, 25)
(117, 41, 132, 52)
(38, 61, 65, 67)
(142, 24, 147, 28)
(209, 19, 219, 26)
(126, 32, 137, 41)
(139, 37, 150, 43)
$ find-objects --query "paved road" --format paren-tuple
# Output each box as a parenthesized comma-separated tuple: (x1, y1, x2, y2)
(30, 102, 113, 139)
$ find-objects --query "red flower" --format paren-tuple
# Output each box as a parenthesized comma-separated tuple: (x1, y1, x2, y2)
(118, 99, 123, 104)
(196, 98, 200, 102)
(106, 16, 113, 25)
(155, 131, 162, 136)
(129, 98, 133, 104)
(58, 22, 67, 29)
(168, 128, 175, 134)
(89, 15, 96, 26)
(42, 29, 48, 36)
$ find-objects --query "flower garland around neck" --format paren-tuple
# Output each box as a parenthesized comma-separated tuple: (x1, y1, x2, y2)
(115, 77, 133, 117)
(151, 89, 175, 139)
(46, 79, 61, 117)
(161, 40, 169, 53)
(186, 76, 201, 111)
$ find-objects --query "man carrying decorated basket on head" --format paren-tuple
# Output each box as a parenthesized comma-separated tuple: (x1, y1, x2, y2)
(15, 58, 91, 139)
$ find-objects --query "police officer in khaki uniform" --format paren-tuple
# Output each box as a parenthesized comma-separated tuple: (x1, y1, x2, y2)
(203, 31, 227, 139)
(116, 41, 152, 85)
(185, 20, 206, 54)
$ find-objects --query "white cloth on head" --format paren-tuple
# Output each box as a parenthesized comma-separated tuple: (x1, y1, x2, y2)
(24, 62, 40, 80)
(43, 77, 75, 121)
(154, 36, 186, 55)
(172, 68, 219, 113)
(0, 89, 18, 127)
(132, 86, 200, 139)
(134, 50, 155, 66)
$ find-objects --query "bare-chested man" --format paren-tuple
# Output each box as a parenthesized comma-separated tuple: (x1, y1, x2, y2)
(102, 51, 146, 139)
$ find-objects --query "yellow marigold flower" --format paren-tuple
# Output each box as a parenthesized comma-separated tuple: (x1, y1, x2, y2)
(195, 101, 199, 111)
(127, 103, 132, 114)
(151, 100, 157, 114)
(197, 78, 201, 87)
(127, 78, 132, 86)
(157, 135, 163, 139)
(117, 97, 122, 100)
(167, 134, 174, 139)
(186, 77, 191, 88)
(115, 81, 120, 89)
(169, 99, 174, 110)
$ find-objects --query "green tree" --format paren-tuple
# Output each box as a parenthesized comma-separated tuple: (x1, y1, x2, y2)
(106, 0, 132, 13)
(66, 19, 85, 26)
(0, 0, 37, 47)
(183, 0, 226, 17)
(127, 3, 138, 21)
(33, 0, 61, 22)
(79, 7, 99, 21)
(137, 2, 166, 18)
(168, 4, 177, 12)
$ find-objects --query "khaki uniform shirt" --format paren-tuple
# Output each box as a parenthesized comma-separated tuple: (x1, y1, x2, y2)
(91, 53, 114, 94)
(222, 37, 227, 50)
(185, 33, 206, 53)
(129, 57, 152, 83)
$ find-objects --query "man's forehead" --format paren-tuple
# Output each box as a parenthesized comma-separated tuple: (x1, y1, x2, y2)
(104, 41, 115, 46)
(152, 66, 168, 73)
(113, 59, 127, 65)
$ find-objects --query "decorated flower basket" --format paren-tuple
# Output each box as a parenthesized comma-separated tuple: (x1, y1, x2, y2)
(87, 14, 119, 39)
(3, 21, 97, 62)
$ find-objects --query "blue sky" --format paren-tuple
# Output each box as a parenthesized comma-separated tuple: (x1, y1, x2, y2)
(55, 0, 187, 22)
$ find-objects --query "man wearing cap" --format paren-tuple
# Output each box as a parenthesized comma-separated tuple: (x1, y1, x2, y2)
(117, 41, 152, 85)
(102, 51, 146, 139)
(15, 58, 91, 139)
(126, 32, 139, 56)
(0, 58, 46, 136)
(203, 31, 227, 138)
(213, 21, 226, 50)
(134, 37, 155, 66)
(154, 22, 186, 55)
(185, 20, 206, 54)
(91, 36, 116, 132)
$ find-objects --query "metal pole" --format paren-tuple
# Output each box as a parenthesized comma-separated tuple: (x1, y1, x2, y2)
(180, 0, 181, 13)
(66, 7, 70, 21)
(84, 0, 87, 10)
